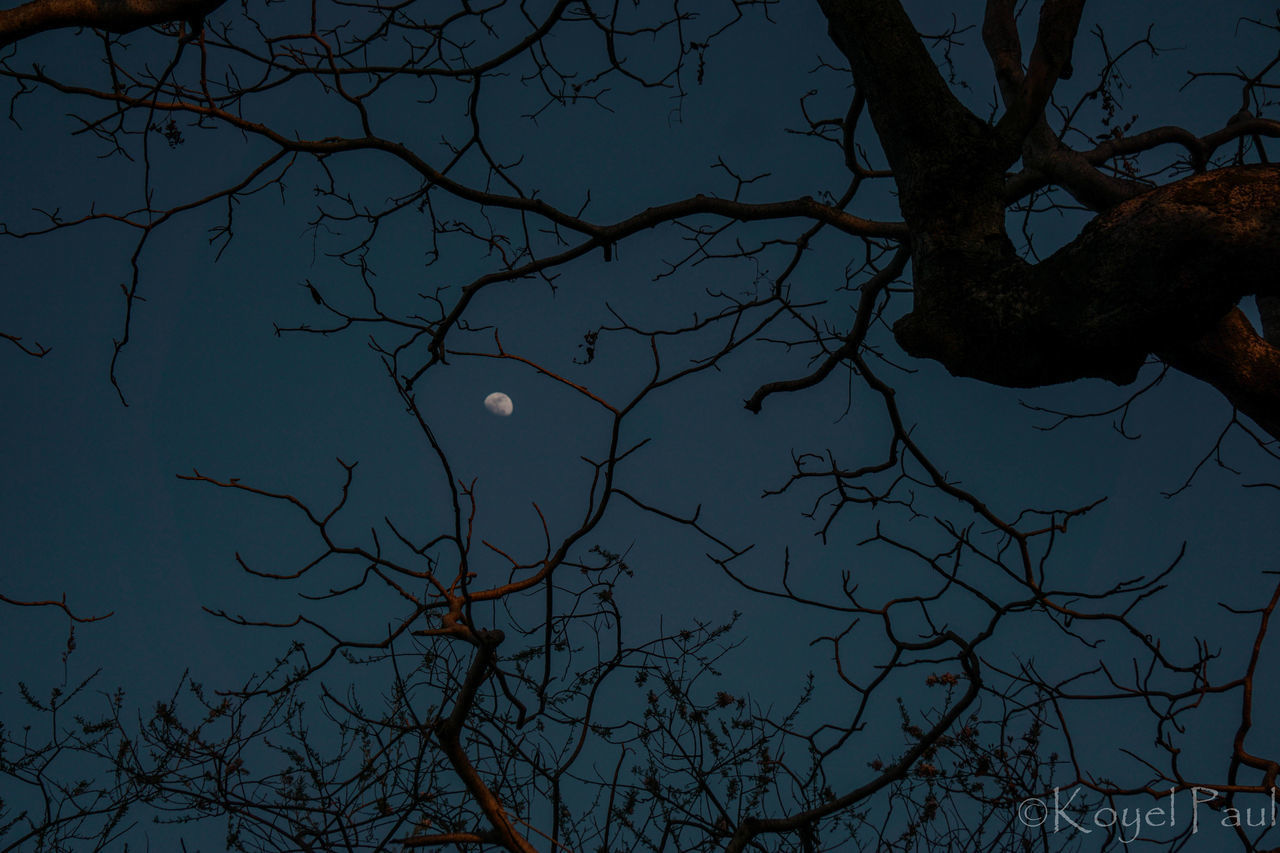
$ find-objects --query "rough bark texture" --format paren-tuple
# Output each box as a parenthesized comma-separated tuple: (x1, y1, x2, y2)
(817, 0, 1280, 438)
(1160, 308, 1280, 439)
(0, 0, 224, 46)
(896, 166, 1280, 386)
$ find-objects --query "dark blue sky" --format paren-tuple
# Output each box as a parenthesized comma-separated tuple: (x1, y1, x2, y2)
(3, 1, 1279, 850)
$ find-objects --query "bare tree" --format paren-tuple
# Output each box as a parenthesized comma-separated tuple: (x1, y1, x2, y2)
(4, 1, 1280, 851)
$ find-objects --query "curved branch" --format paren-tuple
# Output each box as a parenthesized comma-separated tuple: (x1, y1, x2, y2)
(0, 0, 225, 46)
(897, 165, 1280, 407)
(2, 330, 51, 357)
(1160, 308, 1280, 439)
(725, 642, 983, 853)
(0, 591, 112, 621)
(1084, 117, 1280, 171)
(744, 242, 910, 412)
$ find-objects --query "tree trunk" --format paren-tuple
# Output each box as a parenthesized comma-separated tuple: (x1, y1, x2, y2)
(817, 0, 1280, 438)
(895, 166, 1280, 388)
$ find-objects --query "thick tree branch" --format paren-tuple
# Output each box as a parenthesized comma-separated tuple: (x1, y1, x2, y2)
(984, 0, 1083, 155)
(434, 631, 539, 853)
(813, 2, 1280, 445)
(1020, 1, 1084, 121)
(1160, 308, 1280, 439)
(1004, 135, 1149, 210)
(0, 0, 225, 46)
(1084, 117, 1280, 172)
(982, 0, 1025, 109)
(896, 165, 1280, 403)
(817, 0, 1002, 230)
(984, 2, 1114, 210)
(1003, 117, 1280, 215)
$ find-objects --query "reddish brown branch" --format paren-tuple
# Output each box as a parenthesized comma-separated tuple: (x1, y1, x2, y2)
(1160, 307, 1280, 439)
(0, 0, 225, 46)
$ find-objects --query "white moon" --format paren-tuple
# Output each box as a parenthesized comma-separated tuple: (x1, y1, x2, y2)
(484, 391, 514, 417)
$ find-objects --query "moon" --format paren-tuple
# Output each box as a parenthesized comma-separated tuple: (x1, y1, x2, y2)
(484, 391, 514, 417)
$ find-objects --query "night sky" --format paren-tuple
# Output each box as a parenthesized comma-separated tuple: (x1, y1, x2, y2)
(3, 1, 1279, 850)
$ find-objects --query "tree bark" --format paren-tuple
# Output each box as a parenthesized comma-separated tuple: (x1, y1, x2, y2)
(895, 165, 1280, 387)
(0, 0, 224, 47)
(1161, 308, 1280, 440)
(817, 0, 1280, 438)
